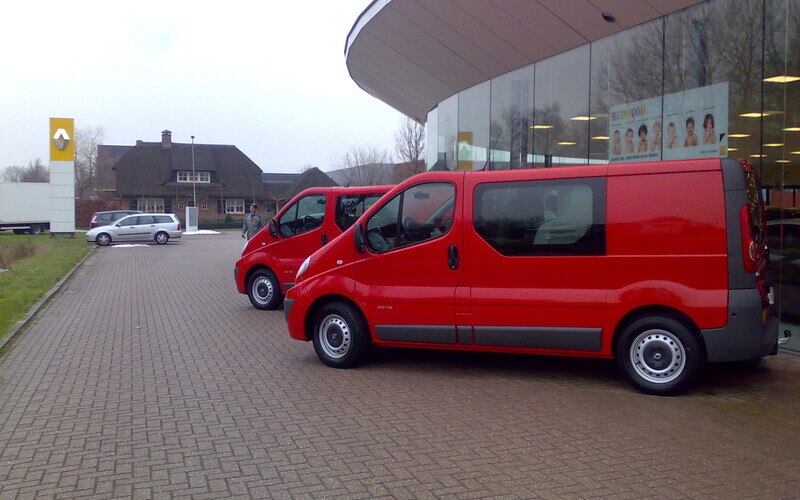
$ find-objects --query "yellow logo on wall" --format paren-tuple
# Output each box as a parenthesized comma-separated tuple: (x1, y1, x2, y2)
(49, 117, 75, 161)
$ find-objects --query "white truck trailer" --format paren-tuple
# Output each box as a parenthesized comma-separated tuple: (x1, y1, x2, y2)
(0, 182, 51, 235)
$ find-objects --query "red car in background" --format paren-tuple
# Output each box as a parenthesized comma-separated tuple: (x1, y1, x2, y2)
(235, 185, 390, 310)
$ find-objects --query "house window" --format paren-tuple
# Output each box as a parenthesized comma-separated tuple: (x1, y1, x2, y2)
(177, 171, 211, 183)
(177, 201, 185, 210)
(200, 201, 208, 211)
(225, 198, 245, 214)
(137, 198, 165, 213)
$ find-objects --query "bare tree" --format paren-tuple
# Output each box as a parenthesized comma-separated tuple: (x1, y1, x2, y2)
(1, 159, 49, 182)
(333, 145, 393, 186)
(394, 116, 425, 175)
(75, 125, 106, 197)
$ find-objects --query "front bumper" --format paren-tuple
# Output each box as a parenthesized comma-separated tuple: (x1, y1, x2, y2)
(234, 267, 246, 294)
(702, 289, 779, 362)
(284, 294, 310, 341)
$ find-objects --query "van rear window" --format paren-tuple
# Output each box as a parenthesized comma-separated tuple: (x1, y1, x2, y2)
(473, 178, 606, 256)
(335, 193, 384, 231)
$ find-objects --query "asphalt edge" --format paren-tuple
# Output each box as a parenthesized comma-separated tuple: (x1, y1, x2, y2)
(0, 245, 96, 352)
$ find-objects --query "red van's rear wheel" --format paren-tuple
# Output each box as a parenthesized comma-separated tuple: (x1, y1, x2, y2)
(312, 302, 369, 368)
(616, 316, 703, 396)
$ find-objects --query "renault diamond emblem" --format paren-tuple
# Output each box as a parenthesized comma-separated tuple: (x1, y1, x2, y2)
(53, 128, 71, 151)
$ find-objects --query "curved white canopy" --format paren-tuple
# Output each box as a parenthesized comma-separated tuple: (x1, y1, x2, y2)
(345, 0, 703, 122)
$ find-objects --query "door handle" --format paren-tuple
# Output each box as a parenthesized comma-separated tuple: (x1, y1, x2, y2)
(448, 245, 459, 270)
(321, 233, 328, 245)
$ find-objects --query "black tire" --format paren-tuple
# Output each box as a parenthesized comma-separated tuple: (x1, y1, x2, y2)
(96, 233, 112, 246)
(616, 316, 703, 396)
(246, 269, 284, 310)
(29, 224, 43, 235)
(312, 302, 370, 368)
(155, 232, 169, 245)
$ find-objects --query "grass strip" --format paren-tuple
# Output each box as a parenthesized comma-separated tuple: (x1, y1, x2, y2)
(0, 234, 91, 340)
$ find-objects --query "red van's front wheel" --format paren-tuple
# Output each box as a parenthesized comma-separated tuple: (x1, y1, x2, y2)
(312, 302, 369, 368)
(616, 316, 703, 396)
(247, 269, 284, 310)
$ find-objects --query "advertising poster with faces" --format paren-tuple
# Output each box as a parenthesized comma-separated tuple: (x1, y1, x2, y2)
(609, 82, 729, 163)
(662, 82, 728, 160)
(609, 96, 663, 163)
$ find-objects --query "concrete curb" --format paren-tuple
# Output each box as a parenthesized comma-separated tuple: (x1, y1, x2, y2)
(0, 246, 96, 352)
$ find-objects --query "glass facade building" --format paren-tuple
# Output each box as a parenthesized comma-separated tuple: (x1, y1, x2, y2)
(422, 0, 799, 350)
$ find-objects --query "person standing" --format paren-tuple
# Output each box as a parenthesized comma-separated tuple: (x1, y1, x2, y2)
(242, 204, 264, 240)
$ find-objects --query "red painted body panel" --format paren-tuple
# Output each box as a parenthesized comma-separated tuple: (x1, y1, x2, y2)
(234, 185, 390, 295)
(285, 159, 742, 361)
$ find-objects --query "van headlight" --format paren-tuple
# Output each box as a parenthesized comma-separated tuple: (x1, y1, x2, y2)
(296, 256, 311, 280)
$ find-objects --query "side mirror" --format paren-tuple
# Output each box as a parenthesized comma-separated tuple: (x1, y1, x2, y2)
(354, 223, 365, 254)
(268, 219, 278, 238)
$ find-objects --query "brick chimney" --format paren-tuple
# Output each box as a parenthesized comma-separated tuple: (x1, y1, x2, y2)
(161, 130, 172, 149)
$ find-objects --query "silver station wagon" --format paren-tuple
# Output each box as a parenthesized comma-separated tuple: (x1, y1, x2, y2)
(86, 213, 182, 246)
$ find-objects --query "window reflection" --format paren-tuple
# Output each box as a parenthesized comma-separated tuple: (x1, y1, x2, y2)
(489, 66, 533, 170)
(590, 19, 664, 163)
(458, 82, 490, 171)
(764, 0, 800, 350)
(426, 108, 438, 170)
(436, 95, 458, 171)
(533, 46, 590, 167)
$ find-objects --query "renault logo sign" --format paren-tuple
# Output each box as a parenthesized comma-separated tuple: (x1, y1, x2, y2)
(49, 118, 75, 161)
(53, 128, 70, 151)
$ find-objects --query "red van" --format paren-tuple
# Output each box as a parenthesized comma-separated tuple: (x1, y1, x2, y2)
(283, 159, 782, 395)
(235, 185, 390, 310)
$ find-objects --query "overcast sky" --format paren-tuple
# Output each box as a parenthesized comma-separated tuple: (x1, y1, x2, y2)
(0, 1, 403, 173)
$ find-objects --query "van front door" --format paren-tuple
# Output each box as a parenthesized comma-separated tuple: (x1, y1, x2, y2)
(273, 193, 328, 287)
(354, 178, 465, 345)
(463, 171, 610, 354)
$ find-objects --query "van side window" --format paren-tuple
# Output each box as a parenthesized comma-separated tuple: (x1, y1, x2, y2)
(366, 182, 455, 254)
(279, 194, 326, 237)
(473, 178, 606, 256)
(335, 193, 384, 231)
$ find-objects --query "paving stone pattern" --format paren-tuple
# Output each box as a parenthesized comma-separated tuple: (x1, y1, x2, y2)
(0, 232, 799, 498)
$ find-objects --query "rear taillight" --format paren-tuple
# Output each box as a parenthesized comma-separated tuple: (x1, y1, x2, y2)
(740, 205, 758, 273)
(177, 223, 181, 231)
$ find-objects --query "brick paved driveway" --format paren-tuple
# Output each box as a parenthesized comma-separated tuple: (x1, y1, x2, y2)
(1, 232, 799, 498)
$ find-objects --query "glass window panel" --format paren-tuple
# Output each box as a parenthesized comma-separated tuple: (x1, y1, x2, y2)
(533, 46, 590, 167)
(765, 0, 800, 347)
(426, 108, 438, 171)
(663, 0, 763, 164)
(473, 178, 606, 256)
(295, 194, 326, 234)
(457, 81, 490, 171)
(590, 19, 664, 163)
(490, 65, 534, 170)
(437, 94, 458, 171)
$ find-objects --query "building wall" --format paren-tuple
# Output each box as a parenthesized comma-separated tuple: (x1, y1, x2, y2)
(417, 0, 799, 350)
(425, 0, 800, 208)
